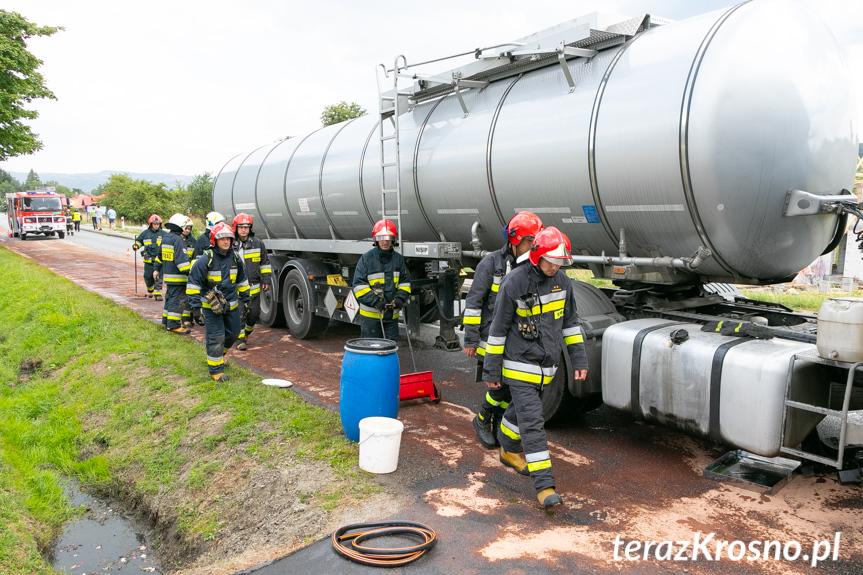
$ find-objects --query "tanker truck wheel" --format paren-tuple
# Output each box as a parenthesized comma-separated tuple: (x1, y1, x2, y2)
(541, 364, 579, 424)
(542, 353, 604, 425)
(283, 269, 328, 339)
(259, 281, 286, 328)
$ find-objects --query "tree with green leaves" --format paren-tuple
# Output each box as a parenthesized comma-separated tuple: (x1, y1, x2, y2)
(320, 101, 366, 127)
(23, 168, 41, 190)
(184, 172, 213, 218)
(0, 10, 62, 161)
(43, 179, 71, 197)
(101, 174, 174, 223)
(0, 168, 20, 196)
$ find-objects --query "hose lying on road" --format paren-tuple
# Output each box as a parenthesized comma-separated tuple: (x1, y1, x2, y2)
(331, 521, 437, 567)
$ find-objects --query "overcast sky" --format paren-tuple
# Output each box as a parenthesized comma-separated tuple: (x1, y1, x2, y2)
(2, 0, 861, 178)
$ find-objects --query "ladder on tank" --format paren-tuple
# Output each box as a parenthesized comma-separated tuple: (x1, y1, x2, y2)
(376, 56, 413, 247)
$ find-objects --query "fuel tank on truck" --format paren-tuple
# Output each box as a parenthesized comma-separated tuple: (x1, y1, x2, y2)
(213, 0, 857, 285)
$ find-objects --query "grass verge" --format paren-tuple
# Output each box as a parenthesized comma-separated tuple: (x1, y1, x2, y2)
(0, 246, 377, 574)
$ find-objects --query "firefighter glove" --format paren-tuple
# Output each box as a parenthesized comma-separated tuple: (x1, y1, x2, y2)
(203, 286, 228, 315)
(392, 298, 405, 310)
(132, 242, 141, 251)
(374, 299, 386, 312)
(192, 308, 204, 325)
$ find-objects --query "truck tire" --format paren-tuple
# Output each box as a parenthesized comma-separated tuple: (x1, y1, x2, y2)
(542, 353, 604, 425)
(58, 231, 65, 239)
(259, 282, 286, 328)
(283, 268, 328, 339)
(542, 362, 579, 424)
(20, 233, 26, 241)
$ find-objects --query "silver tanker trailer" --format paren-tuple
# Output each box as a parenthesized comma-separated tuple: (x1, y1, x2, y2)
(213, 0, 863, 469)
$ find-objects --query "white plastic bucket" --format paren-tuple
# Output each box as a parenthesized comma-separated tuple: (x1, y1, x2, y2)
(358, 417, 404, 474)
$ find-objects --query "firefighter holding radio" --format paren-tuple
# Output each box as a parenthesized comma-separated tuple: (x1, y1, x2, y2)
(482, 226, 588, 509)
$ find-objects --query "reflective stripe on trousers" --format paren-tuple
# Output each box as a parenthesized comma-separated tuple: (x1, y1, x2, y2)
(497, 380, 555, 493)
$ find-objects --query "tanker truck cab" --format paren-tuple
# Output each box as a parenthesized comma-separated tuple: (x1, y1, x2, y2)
(214, 2, 863, 472)
(6, 190, 67, 240)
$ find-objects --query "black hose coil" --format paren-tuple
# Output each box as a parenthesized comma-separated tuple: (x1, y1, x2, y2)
(331, 521, 437, 567)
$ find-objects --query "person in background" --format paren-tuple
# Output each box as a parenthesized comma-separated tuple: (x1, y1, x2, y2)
(483, 227, 588, 509)
(155, 214, 194, 334)
(64, 208, 74, 236)
(72, 209, 81, 232)
(463, 211, 543, 449)
(107, 206, 117, 230)
(231, 213, 273, 350)
(352, 219, 411, 342)
(132, 214, 166, 300)
(180, 220, 197, 328)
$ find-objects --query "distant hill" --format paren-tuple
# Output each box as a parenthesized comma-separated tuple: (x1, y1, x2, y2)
(8, 171, 195, 193)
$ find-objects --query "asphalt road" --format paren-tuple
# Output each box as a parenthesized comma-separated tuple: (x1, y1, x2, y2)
(2, 225, 861, 575)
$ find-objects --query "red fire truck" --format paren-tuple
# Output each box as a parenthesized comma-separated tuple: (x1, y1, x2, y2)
(5, 190, 67, 240)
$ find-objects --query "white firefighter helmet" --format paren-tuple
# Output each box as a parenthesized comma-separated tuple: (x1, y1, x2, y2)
(205, 211, 226, 229)
(167, 213, 192, 232)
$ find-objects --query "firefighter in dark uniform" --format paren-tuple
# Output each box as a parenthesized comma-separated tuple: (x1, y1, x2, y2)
(72, 209, 81, 232)
(192, 211, 226, 261)
(155, 214, 194, 334)
(232, 213, 273, 350)
(463, 211, 543, 449)
(352, 219, 411, 342)
(180, 219, 197, 328)
(186, 222, 250, 382)
(132, 214, 166, 300)
(483, 227, 588, 509)
(190, 211, 225, 325)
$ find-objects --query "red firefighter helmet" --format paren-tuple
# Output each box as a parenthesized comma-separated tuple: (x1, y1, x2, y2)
(233, 212, 253, 235)
(372, 219, 397, 243)
(210, 222, 235, 246)
(507, 211, 543, 245)
(148, 214, 162, 225)
(528, 226, 573, 267)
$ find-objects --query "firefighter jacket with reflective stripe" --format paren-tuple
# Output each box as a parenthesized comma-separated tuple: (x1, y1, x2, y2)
(462, 243, 520, 356)
(187, 248, 250, 311)
(192, 229, 213, 262)
(182, 232, 196, 261)
(352, 246, 411, 320)
(154, 231, 192, 283)
(233, 233, 273, 296)
(72, 211, 81, 221)
(482, 264, 587, 385)
(133, 227, 165, 263)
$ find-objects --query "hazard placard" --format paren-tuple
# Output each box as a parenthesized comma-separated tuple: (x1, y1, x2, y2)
(344, 291, 359, 322)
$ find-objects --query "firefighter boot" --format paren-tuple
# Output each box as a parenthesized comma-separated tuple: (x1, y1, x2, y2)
(472, 411, 497, 449)
(499, 448, 530, 476)
(170, 326, 191, 334)
(212, 373, 230, 382)
(154, 293, 163, 301)
(537, 488, 562, 509)
(237, 328, 252, 350)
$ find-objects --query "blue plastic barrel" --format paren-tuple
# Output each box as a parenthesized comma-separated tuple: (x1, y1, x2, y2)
(339, 338, 400, 442)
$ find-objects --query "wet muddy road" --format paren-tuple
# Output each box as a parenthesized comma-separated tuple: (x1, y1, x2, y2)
(4, 230, 861, 575)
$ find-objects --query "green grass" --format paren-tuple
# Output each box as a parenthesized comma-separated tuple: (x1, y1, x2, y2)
(567, 268, 613, 288)
(0, 246, 375, 575)
(739, 288, 863, 313)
